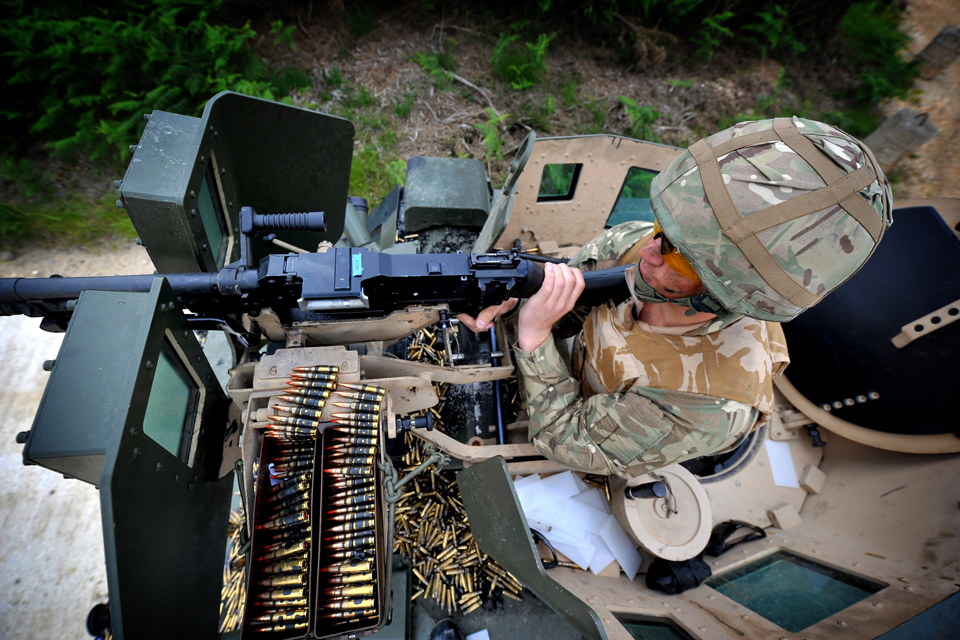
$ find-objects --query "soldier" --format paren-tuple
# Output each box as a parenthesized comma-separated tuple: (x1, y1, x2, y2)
(461, 117, 892, 479)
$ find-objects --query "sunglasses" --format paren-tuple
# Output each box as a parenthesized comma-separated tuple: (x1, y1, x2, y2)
(653, 220, 702, 284)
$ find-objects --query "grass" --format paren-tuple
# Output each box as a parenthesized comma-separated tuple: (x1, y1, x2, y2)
(0, 193, 136, 248)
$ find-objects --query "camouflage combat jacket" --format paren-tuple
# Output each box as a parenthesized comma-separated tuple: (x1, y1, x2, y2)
(513, 221, 790, 479)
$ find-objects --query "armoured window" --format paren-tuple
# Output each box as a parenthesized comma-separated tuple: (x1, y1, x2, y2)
(537, 163, 581, 202)
(606, 167, 658, 227)
(613, 614, 696, 640)
(141, 335, 201, 464)
(706, 549, 885, 632)
(197, 165, 227, 268)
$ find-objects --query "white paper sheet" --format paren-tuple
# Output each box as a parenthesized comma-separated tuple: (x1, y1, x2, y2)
(765, 440, 800, 488)
(599, 514, 642, 581)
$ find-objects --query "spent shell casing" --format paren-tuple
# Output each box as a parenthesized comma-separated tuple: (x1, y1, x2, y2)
(259, 540, 309, 561)
(252, 622, 307, 633)
(324, 596, 376, 610)
(329, 493, 375, 508)
(260, 559, 307, 575)
(327, 519, 375, 533)
(325, 571, 374, 585)
(325, 536, 376, 551)
(338, 382, 385, 395)
(334, 390, 384, 403)
(327, 456, 375, 467)
(285, 388, 332, 400)
(325, 466, 373, 477)
(262, 587, 305, 601)
(325, 583, 374, 597)
(328, 477, 375, 489)
(257, 573, 305, 587)
(322, 608, 377, 620)
(269, 416, 325, 429)
(289, 371, 338, 381)
(331, 434, 378, 444)
(277, 393, 327, 408)
(252, 597, 308, 608)
(260, 512, 308, 530)
(288, 379, 337, 391)
(251, 609, 308, 624)
(292, 365, 339, 373)
(331, 401, 380, 412)
(272, 404, 324, 420)
(328, 510, 375, 522)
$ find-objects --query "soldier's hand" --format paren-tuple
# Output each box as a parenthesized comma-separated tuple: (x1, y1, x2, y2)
(457, 298, 519, 333)
(517, 262, 584, 351)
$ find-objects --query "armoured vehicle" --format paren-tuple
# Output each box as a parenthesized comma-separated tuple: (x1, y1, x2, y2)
(0, 92, 958, 639)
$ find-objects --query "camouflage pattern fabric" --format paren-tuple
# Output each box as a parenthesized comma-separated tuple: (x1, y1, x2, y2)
(514, 222, 789, 479)
(651, 116, 893, 322)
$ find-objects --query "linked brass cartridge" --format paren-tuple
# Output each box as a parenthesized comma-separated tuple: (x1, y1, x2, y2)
(338, 382, 385, 396)
(324, 571, 374, 585)
(256, 573, 305, 588)
(330, 401, 380, 413)
(292, 365, 339, 373)
(259, 540, 309, 562)
(288, 378, 337, 391)
(326, 519, 375, 533)
(276, 393, 327, 408)
(272, 404, 324, 421)
(323, 597, 376, 610)
(323, 559, 372, 574)
(259, 512, 308, 531)
(333, 390, 384, 403)
(324, 583, 374, 598)
(289, 371, 338, 381)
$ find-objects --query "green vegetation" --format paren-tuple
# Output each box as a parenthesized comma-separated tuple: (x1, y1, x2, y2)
(619, 97, 662, 142)
(491, 24, 556, 91)
(0, 0, 308, 161)
(473, 108, 510, 160)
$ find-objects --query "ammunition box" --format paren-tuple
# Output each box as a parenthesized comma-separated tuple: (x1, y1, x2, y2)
(240, 395, 386, 639)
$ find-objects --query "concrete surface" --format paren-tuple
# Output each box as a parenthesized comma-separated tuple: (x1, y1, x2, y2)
(0, 315, 109, 639)
(0, 243, 152, 638)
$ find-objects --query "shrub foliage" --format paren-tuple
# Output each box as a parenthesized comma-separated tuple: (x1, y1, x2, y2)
(0, 0, 304, 160)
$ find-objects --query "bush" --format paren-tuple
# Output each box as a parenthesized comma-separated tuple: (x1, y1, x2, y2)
(0, 0, 303, 160)
(840, 2, 918, 105)
(491, 24, 556, 90)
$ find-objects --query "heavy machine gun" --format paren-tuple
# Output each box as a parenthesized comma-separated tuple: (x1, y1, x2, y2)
(0, 205, 631, 345)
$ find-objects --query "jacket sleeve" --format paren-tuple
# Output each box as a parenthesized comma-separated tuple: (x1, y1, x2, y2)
(513, 334, 758, 478)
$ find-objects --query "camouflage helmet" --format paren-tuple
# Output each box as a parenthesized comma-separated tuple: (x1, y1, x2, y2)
(649, 116, 893, 322)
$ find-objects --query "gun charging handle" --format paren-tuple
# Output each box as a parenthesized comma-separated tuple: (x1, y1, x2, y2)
(237, 206, 326, 267)
(240, 207, 326, 235)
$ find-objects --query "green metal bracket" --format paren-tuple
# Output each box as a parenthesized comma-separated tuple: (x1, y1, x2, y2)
(457, 456, 609, 640)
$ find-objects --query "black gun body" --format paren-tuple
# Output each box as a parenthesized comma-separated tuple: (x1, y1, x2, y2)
(0, 249, 629, 324)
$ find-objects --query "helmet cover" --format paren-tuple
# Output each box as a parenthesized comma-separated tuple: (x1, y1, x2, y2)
(648, 117, 892, 322)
